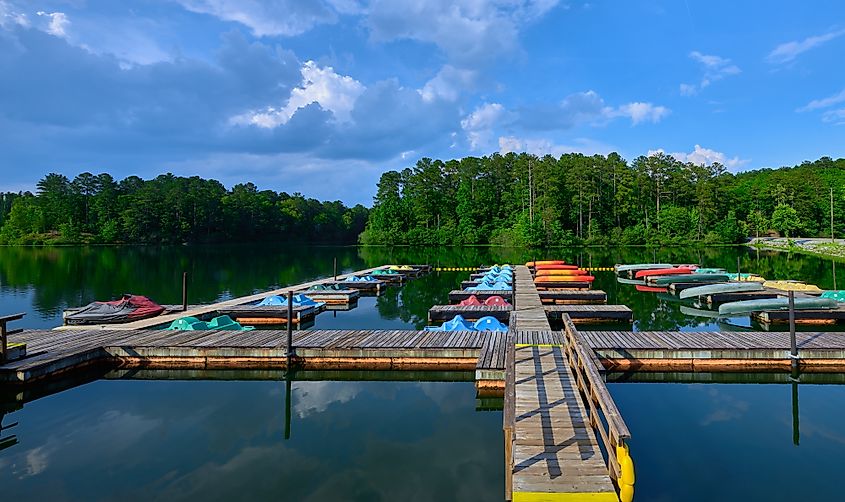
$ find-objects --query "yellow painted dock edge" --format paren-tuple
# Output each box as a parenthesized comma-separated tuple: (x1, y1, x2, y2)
(513, 492, 619, 501)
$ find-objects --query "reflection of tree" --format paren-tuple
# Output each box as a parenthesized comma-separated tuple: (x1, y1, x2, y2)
(376, 272, 462, 329)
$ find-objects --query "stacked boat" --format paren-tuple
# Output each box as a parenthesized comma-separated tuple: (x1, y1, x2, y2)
(466, 266, 513, 291)
(529, 260, 595, 289)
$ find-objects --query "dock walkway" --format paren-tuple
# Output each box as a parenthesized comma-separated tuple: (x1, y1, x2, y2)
(507, 266, 619, 501)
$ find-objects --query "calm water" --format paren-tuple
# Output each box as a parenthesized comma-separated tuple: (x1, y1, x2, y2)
(1, 245, 844, 500)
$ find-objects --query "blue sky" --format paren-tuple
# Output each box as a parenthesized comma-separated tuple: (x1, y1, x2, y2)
(1, 0, 843, 205)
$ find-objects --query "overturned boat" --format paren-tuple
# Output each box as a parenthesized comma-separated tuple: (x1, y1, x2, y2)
(64, 294, 165, 325)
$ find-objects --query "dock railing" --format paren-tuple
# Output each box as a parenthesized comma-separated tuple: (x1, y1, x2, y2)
(561, 315, 635, 499)
(503, 332, 515, 501)
(0, 313, 25, 363)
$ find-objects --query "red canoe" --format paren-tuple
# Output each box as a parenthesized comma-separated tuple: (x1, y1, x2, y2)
(636, 285, 667, 293)
(535, 275, 595, 282)
(635, 267, 695, 279)
(534, 264, 579, 271)
(535, 269, 588, 277)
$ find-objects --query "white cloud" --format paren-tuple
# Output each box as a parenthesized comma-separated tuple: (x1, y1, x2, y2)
(681, 51, 741, 96)
(822, 109, 845, 125)
(233, 61, 364, 127)
(366, 0, 560, 66)
(498, 135, 611, 157)
(612, 102, 670, 125)
(35, 11, 69, 37)
(0, 0, 28, 28)
(460, 102, 506, 150)
(419, 65, 478, 102)
(798, 88, 845, 112)
(650, 144, 749, 170)
(767, 28, 845, 64)
(175, 0, 339, 36)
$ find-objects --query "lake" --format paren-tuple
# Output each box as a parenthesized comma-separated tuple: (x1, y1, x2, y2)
(1, 245, 843, 501)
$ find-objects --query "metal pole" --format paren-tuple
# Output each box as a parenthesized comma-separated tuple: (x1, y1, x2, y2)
(736, 256, 741, 282)
(286, 291, 294, 369)
(182, 271, 188, 311)
(0, 321, 6, 363)
(284, 374, 292, 440)
(788, 291, 798, 372)
(333, 257, 337, 281)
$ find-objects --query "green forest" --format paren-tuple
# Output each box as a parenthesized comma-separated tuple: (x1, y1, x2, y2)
(0, 173, 368, 244)
(362, 153, 845, 246)
(2, 153, 844, 246)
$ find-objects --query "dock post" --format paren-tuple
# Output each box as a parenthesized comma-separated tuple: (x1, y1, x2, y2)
(286, 291, 294, 369)
(182, 272, 188, 311)
(788, 291, 798, 371)
(736, 256, 741, 281)
(333, 257, 337, 281)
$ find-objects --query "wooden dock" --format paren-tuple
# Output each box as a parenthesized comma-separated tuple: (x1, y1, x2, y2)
(753, 308, 845, 324)
(544, 305, 633, 323)
(461, 280, 512, 289)
(328, 279, 385, 293)
(539, 290, 607, 305)
(507, 266, 625, 501)
(427, 305, 511, 322)
(448, 290, 514, 302)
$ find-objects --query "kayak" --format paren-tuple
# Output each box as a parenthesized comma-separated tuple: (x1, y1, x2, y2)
(679, 305, 722, 319)
(679, 282, 764, 300)
(535, 269, 588, 276)
(615, 263, 673, 273)
(763, 281, 823, 294)
(535, 275, 595, 282)
(526, 260, 567, 267)
(650, 274, 730, 285)
(635, 267, 695, 279)
(388, 265, 415, 271)
(719, 297, 838, 316)
(616, 277, 646, 285)
(534, 264, 579, 271)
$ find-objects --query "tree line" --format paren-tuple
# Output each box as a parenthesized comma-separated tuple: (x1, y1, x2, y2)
(360, 153, 845, 246)
(0, 173, 368, 244)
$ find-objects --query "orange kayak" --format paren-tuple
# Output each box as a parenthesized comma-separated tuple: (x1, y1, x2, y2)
(535, 275, 595, 282)
(526, 260, 567, 267)
(636, 285, 667, 293)
(534, 264, 578, 270)
(535, 269, 588, 276)
(635, 267, 694, 279)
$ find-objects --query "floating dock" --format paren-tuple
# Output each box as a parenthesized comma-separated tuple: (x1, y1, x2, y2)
(539, 290, 607, 304)
(533, 281, 592, 290)
(427, 305, 511, 322)
(753, 308, 845, 324)
(461, 280, 511, 289)
(214, 304, 322, 325)
(328, 279, 385, 293)
(544, 305, 633, 323)
(294, 289, 359, 305)
(448, 290, 514, 303)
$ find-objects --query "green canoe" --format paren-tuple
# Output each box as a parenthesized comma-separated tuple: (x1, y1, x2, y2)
(679, 281, 764, 300)
(650, 274, 730, 285)
(820, 290, 845, 302)
(718, 297, 838, 316)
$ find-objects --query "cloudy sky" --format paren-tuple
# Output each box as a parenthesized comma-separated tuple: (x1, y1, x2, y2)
(1, 1, 843, 205)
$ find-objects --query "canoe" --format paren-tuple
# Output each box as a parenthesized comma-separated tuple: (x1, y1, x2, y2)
(821, 290, 845, 302)
(535, 275, 595, 282)
(693, 268, 726, 275)
(679, 305, 722, 319)
(615, 263, 673, 273)
(636, 285, 667, 293)
(679, 282, 764, 300)
(763, 281, 823, 294)
(526, 260, 567, 267)
(719, 297, 838, 316)
(650, 274, 730, 286)
(635, 267, 694, 279)
(616, 277, 645, 285)
(535, 269, 588, 277)
(726, 273, 766, 282)
(534, 264, 579, 270)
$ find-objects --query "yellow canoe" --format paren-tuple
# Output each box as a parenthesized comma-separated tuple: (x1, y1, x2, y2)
(763, 281, 823, 293)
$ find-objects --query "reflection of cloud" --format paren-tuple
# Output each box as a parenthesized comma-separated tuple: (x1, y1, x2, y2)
(23, 445, 50, 477)
(293, 381, 364, 418)
(699, 388, 749, 426)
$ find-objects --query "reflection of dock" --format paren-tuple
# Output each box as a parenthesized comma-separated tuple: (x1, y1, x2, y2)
(539, 290, 607, 304)
(215, 304, 322, 325)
